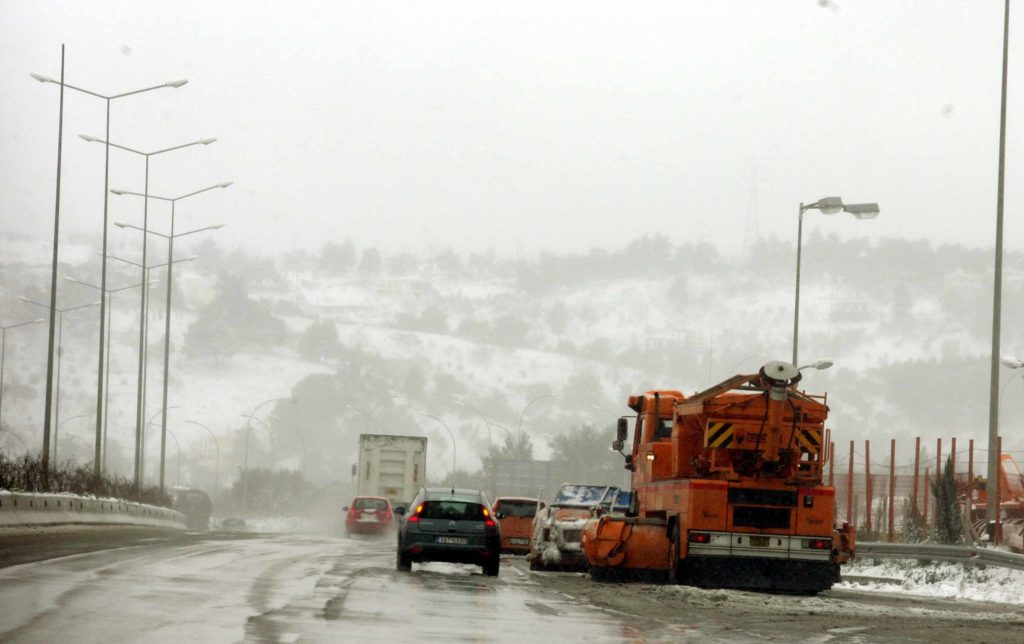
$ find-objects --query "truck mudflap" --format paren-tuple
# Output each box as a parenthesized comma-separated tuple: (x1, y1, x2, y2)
(582, 515, 669, 571)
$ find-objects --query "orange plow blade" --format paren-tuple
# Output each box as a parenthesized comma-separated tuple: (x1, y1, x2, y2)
(583, 516, 669, 571)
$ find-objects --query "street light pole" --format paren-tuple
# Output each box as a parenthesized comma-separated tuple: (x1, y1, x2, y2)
(20, 298, 99, 452)
(31, 72, 188, 483)
(111, 180, 228, 493)
(792, 197, 879, 366)
(0, 318, 45, 432)
(105, 253, 196, 479)
(242, 397, 293, 516)
(186, 419, 220, 494)
(245, 414, 277, 470)
(517, 393, 555, 456)
(65, 277, 151, 472)
(451, 400, 493, 452)
(143, 405, 177, 485)
(421, 414, 457, 478)
(987, 0, 1013, 525)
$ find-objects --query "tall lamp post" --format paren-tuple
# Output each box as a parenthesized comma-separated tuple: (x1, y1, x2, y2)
(0, 317, 45, 432)
(20, 298, 99, 443)
(987, 0, 1013, 525)
(451, 400, 493, 452)
(55, 413, 90, 464)
(242, 397, 293, 516)
(144, 405, 177, 485)
(30, 72, 188, 483)
(186, 419, 220, 494)
(420, 413, 457, 478)
(112, 180, 228, 493)
(517, 393, 555, 458)
(244, 413, 277, 470)
(65, 276, 152, 472)
(792, 197, 879, 366)
(96, 136, 216, 493)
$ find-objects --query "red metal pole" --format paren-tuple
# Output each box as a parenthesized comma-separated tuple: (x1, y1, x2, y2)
(865, 439, 872, 533)
(912, 436, 921, 514)
(888, 439, 896, 542)
(968, 439, 975, 520)
(847, 440, 854, 525)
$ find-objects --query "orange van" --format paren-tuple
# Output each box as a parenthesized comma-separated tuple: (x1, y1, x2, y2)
(492, 497, 544, 554)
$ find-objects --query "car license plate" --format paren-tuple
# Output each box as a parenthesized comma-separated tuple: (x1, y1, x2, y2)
(358, 516, 378, 522)
(750, 536, 769, 547)
(437, 536, 468, 545)
(509, 538, 529, 545)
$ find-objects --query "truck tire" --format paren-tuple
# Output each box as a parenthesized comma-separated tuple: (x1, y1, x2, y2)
(668, 523, 683, 584)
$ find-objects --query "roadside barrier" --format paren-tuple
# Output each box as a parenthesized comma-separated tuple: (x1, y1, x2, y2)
(0, 491, 185, 530)
(856, 541, 1024, 572)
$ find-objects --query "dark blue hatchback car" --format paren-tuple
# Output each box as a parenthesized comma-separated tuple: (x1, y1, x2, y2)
(395, 487, 501, 576)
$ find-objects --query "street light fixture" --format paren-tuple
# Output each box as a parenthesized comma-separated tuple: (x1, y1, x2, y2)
(792, 197, 880, 366)
(1, 317, 45, 433)
(186, 420, 221, 494)
(31, 71, 189, 483)
(110, 181, 229, 493)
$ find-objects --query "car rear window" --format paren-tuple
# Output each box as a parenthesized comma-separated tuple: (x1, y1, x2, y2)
(495, 500, 538, 518)
(419, 500, 487, 520)
(354, 498, 389, 510)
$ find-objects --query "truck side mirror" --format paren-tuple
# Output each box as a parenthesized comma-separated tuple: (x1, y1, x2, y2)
(612, 439, 624, 451)
(616, 418, 628, 442)
(624, 454, 635, 471)
(350, 463, 357, 477)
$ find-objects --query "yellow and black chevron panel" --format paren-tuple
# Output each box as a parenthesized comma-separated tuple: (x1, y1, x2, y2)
(705, 422, 734, 448)
(795, 427, 822, 452)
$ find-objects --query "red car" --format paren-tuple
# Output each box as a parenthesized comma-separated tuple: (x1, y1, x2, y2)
(493, 497, 544, 554)
(343, 496, 395, 535)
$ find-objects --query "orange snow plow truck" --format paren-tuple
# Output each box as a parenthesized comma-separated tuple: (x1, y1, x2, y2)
(582, 361, 855, 593)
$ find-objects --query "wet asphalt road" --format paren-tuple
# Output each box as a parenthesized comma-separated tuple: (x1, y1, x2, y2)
(1, 527, 1023, 643)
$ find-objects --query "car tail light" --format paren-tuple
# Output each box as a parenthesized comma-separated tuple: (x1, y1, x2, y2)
(408, 504, 423, 523)
(347, 507, 358, 517)
(688, 531, 711, 544)
(806, 538, 830, 550)
(485, 518, 495, 527)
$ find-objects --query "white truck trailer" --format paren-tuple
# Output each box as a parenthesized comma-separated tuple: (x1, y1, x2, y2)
(354, 434, 427, 511)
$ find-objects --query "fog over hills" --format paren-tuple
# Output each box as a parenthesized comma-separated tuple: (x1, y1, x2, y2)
(2, 230, 1022, 488)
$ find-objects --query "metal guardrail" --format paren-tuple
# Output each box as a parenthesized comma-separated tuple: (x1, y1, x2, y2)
(856, 541, 1024, 572)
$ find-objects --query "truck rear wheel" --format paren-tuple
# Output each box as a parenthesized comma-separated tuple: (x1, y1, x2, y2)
(668, 523, 683, 584)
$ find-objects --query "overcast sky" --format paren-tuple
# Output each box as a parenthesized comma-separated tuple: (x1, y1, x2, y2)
(2, 0, 1021, 258)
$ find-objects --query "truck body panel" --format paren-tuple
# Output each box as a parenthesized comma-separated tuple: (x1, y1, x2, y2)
(356, 434, 427, 511)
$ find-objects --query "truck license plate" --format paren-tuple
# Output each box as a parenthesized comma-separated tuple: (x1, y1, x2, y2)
(750, 536, 769, 547)
(509, 538, 529, 545)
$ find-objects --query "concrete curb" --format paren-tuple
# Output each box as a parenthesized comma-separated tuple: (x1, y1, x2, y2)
(0, 491, 186, 530)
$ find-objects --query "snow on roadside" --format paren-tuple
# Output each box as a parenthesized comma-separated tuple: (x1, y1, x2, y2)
(838, 558, 1024, 605)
